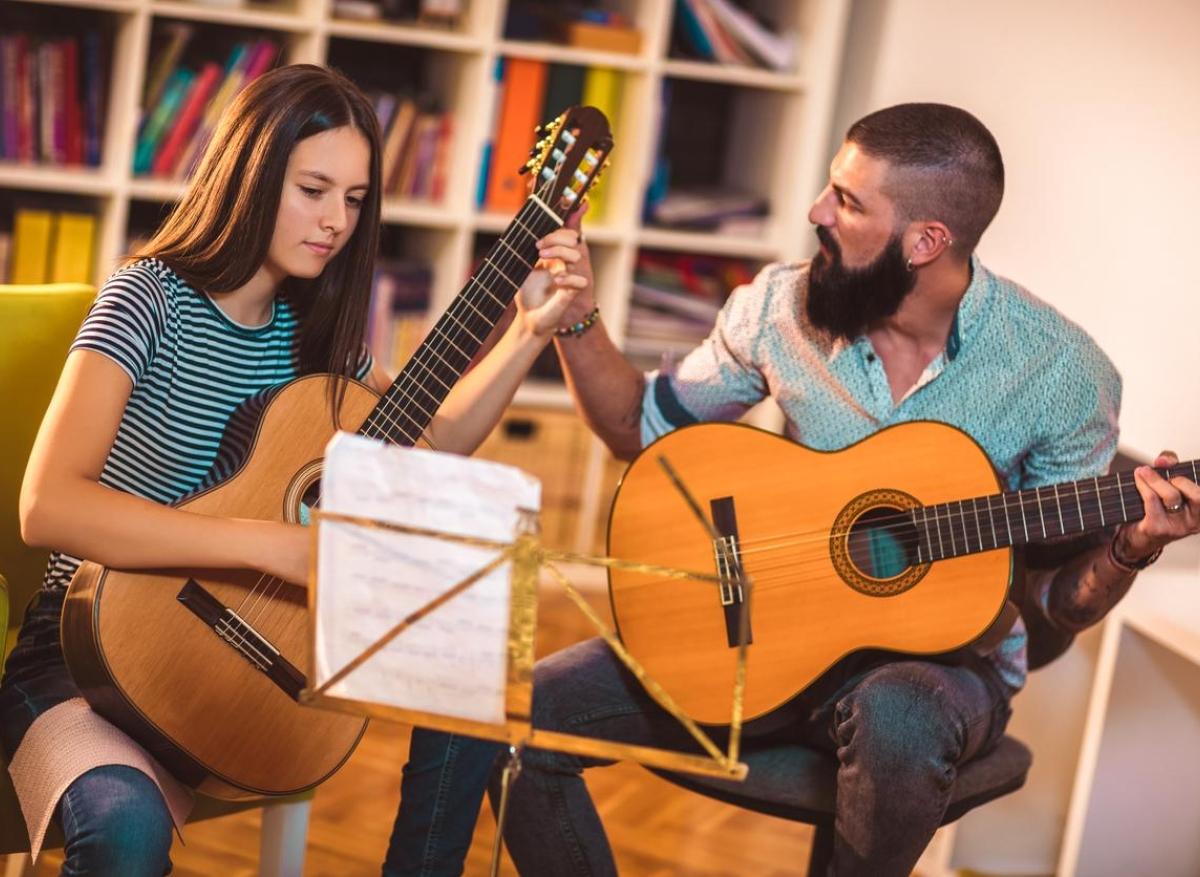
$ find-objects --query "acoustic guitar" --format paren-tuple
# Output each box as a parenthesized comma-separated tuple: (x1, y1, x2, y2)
(608, 420, 1197, 726)
(62, 107, 613, 798)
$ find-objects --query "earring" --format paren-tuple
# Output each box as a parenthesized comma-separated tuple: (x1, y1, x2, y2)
(905, 257, 914, 272)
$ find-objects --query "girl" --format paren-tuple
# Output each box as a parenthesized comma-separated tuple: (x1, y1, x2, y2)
(2, 64, 588, 874)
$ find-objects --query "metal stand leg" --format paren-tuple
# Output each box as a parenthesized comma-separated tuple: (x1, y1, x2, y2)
(489, 745, 524, 877)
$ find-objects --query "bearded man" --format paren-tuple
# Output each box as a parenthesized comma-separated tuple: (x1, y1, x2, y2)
(381, 103, 1200, 877)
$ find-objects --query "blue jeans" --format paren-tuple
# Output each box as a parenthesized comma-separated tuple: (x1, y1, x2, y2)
(384, 637, 1014, 877)
(0, 588, 174, 875)
(382, 727, 503, 877)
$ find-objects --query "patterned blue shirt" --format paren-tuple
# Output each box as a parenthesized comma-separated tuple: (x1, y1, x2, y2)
(641, 256, 1122, 690)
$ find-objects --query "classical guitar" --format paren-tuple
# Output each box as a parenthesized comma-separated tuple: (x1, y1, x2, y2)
(62, 107, 613, 798)
(608, 420, 1198, 726)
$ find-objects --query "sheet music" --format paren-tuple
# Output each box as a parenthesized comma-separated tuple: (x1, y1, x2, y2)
(314, 432, 541, 725)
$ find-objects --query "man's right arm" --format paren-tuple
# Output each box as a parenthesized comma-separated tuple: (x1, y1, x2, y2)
(555, 323, 645, 460)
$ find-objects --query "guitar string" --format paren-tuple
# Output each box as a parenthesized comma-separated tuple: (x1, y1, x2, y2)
(730, 468, 1193, 556)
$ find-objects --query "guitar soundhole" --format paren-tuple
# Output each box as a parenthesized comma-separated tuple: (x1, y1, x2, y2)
(283, 459, 324, 525)
(830, 489, 929, 597)
(298, 480, 321, 525)
(847, 507, 919, 580)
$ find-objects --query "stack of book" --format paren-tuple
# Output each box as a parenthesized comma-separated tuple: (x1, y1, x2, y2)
(365, 258, 432, 374)
(133, 25, 279, 179)
(673, 0, 798, 71)
(374, 93, 452, 202)
(331, 0, 464, 26)
(479, 59, 620, 221)
(2, 207, 96, 284)
(0, 31, 105, 167)
(623, 250, 758, 371)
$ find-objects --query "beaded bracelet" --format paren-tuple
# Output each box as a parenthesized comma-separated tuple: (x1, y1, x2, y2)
(555, 306, 600, 339)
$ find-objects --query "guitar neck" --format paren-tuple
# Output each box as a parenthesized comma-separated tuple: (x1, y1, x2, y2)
(355, 198, 563, 446)
(914, 460, 1200, 562)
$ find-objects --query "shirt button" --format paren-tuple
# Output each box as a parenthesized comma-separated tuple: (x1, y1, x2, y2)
(866, 353, 876, 363)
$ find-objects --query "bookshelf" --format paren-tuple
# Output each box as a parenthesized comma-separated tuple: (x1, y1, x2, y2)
(0, 0, 851, 555)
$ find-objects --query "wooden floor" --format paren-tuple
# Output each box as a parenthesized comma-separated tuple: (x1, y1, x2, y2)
(6, 586, 816, 876)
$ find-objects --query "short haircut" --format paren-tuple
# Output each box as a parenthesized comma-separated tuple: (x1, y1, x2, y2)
(846, 103, 1004, 254)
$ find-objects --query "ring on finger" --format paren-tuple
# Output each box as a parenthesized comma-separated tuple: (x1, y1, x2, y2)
(1166, 500, 1186, 513)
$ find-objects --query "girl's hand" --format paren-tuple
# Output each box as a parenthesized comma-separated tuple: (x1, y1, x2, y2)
(518, 207, 595, 337)
(250, 521, 311, 588)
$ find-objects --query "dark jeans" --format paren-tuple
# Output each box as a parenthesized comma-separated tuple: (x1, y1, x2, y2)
(384, 637, 1014, 877)
(0, 588, 174, 875)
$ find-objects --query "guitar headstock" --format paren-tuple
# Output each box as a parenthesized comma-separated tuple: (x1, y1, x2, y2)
(519, 105, 614, 220)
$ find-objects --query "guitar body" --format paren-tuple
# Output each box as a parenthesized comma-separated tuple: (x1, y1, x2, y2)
(63, 375, 374, 799)
(608, 420, 1012, 726)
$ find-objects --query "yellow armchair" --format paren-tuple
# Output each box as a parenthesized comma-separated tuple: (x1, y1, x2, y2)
(0, 284, 313, 874)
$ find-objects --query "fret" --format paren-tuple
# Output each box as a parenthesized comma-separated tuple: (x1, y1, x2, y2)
(1192, 460, 1198, 482)
(1053, 484, 1066, 535)
(1000, 492, 1014, 545)
(496, 236, 535, 269)
(985, 495, 999, 549)
(957, 501, 971, 556)
(1117, 472, 1129, 521)
(1015, 491, 1030, 544)
(945, 503, 958, 556)
(1073, 480, 1085, 531)
(910, 509, 924, 564)
(481, 255, 523, 292)
(1033, 487, 1047, 538)
(971, 498, 984, 552)
(1094, 476, 1106, 527)
(932, 504, 946, 560)
(438, 306, 484, 347)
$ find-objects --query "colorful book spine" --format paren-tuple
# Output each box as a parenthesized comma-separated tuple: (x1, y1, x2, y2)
(83, 31, 103, 166)
(152, 61, 221, 177)
(485, 58, 548, 212)
(133, 68, 193, 175)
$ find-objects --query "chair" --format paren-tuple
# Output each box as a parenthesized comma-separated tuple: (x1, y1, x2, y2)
(656, 735, 1031, 876)
(0, 284, 312, 877)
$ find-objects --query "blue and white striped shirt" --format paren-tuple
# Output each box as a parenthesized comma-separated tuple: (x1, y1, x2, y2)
(42, 257, 369, 592)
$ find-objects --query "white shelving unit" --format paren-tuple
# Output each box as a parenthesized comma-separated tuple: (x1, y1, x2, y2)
(0, 0, 851, 553)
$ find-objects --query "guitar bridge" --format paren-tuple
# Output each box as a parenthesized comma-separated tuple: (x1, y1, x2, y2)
(177, 579, 307, 700)
(711, 497, 752, 649)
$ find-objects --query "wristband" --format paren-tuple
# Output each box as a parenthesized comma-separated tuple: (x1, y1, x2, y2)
(554, 306, 600, 339)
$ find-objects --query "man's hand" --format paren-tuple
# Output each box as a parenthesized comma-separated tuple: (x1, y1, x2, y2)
(1116, 450, 1200, 561)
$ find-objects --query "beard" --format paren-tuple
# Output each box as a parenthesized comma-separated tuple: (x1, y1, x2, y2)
(806, 226, 916, 342)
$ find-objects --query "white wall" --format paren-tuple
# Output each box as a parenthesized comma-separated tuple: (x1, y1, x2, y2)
(830, 0, 1200, 462)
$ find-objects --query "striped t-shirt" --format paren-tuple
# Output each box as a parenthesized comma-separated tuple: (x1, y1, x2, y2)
(41, 257, 370, 592)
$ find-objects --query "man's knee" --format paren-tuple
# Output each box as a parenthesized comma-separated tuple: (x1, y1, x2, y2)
(834, 668, 960, 777)
(61, 765, 173, 875)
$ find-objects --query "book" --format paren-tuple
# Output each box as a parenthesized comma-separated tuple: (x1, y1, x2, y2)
(50, 211, 96, 283)
(143, 23, 194, 117)
(484, 58, 548, 212)
(0, 231, 12, 283)
(134, 68, 193, 175)
(11, 209, 55, 284)
(63, 37, 83, 165)
(82, 31, 104, 166)
(475, 58, 505, 207)
(380, 96, 417, 193)
(579, 67, 621, 221)
(540, 63, 585, 123)
(427, 114, 452, 202)
(152, 61, 221, 177)
(703, 0, 797, 71)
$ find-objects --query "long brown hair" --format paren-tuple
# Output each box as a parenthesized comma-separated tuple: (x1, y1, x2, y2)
(136, 64, 382, 402)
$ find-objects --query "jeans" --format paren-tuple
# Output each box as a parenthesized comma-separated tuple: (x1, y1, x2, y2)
(0, 589, 174, 875)
(384, 637, 1014, 877)
(381, 727, 504, 877)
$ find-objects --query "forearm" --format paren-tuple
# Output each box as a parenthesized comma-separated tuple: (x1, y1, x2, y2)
(427, 318, 550, 455)
(1044, 535, 1138, 633)
(555, 320, 645, 460)
(21, 477, 277, 572)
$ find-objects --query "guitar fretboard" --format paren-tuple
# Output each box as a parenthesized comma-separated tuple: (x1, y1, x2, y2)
(354, 199, 562, 447)
(910, 460, 1199, 562)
